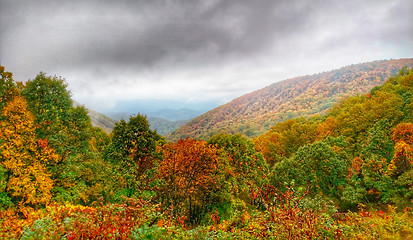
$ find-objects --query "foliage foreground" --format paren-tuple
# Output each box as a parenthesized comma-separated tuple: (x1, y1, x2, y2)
(1, 192, 412, 239)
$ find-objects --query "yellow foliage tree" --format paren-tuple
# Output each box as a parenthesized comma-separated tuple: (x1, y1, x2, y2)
(388, 123, 413, 177)
(0, 96, 59, 212)
(253, 131, 285, 165)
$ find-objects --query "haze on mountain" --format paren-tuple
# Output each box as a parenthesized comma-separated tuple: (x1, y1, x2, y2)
(1, 0, 412, 115)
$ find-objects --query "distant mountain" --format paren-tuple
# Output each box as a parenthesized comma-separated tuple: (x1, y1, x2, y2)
(110, 98, 218, 117)
(105, 112, 189, 136)
(105, 112, 131, 122)
(147, 117, 189, 136)
(149, 108, 201, 121)
(168, 58, 413, 140)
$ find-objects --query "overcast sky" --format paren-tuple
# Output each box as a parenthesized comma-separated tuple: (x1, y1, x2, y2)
(1, 0, 412, 113)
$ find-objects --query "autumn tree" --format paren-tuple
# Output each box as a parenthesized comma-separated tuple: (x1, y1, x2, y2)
(0, 96, 59, 213)
(253, 118, 318, 165)
(156, 138, 220, 223)
(0, 65, 19, 209)
(253, 131, 285, 165)
(389, 122, 413, 177)
(314, 117, 339, 141)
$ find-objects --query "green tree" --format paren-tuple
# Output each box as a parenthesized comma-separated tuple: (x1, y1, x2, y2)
(21, 73, 73, 150)
(90, 127, 111, 153)
(343, 120, 395, 207)
(21, 73, 110, 204)
(272, 137, 349, 200)
(105, 114, 163, 195)
(208, 133, 269, 201)
(0, 65, 19, 118)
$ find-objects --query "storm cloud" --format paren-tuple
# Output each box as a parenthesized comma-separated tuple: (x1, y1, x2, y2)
(1, 0, 412, 112)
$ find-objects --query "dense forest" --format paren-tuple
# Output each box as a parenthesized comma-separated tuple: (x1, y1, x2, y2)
(1, 64, 413, 239)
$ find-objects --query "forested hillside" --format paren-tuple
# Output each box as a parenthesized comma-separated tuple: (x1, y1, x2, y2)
(1, 64, 413, 239)
(169, 59, 413, 140)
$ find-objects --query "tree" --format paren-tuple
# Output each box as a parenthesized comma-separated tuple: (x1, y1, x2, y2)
(209, 133, 269, 201)
(388, 122, 413, 177)
(156, 138, 220, 223)
(0, 64, 19, 209)
(0, 96, 59, 213)
(315, 117, 339, 141)
(0, 65, 19, 118)
(105, 114, 162, 193)
(389, 142, 412, 177)
(21, 73, 73, 149)
(209, 133, 267, 175)
(271, 137, 349, 201)
(392, 122, 413, 145)
(293, 137, 349, 197)
(21, 72, 94, 154)
(89, 127, 110, 153)
(21, 73, 111, 204)
(253, 118, 318, 164)
(343, 120, 395, 207)
(253, 131, 285, 165)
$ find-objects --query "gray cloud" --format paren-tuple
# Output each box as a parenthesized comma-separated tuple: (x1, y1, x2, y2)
(2, 1, 311, 69)
(1, 0, 412, 111)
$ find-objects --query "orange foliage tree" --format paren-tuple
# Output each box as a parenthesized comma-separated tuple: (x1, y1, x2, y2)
(253, 131, 285, 165)
(156, 138, 220, 223)
(389, 122, 413, 176)
(253, 118, 318, 165)
(0, 96, 59, 213)
(315, 117, 339, 140)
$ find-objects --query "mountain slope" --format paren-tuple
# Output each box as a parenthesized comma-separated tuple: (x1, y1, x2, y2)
(168, 58, 413, 140)
(87, 108, 117, 134)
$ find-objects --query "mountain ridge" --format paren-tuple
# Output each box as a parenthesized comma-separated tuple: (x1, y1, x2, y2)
(168, 58, 413, 140)
(149, 108, 201, 121)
